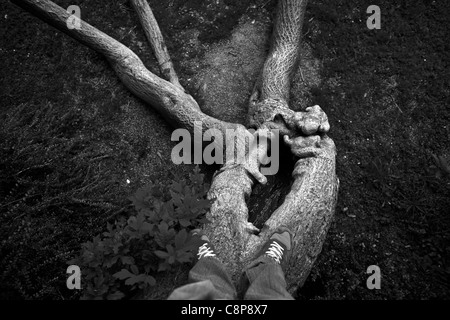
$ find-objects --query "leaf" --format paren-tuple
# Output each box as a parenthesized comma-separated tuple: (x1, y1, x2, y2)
(197, 217, 211, 225)
(171, 181, 182, 193)
(196, 198, 213, 211)
(125, 274, 146, 286)
(158, 221, 169, 233)
(130, 264, 139, 275)
(112, 241, 122, 255)
(120, 256, 134, 265)
(155, 221, 176, 248)
(154, 250, 169, 259)
(175, 250, 193, 264)
(136, 211, 146, 228)
(166, 244, 175, 255)
(166, 244, 176, 264)
(170, 190, 183, 207)
(127, 216, 137, 229)
(190, 165, 202, 181)
(161, 202, 175, 221)
(128, 186, 150, 211)
(113, 269, 133, 280)
(174, 231, 198, 264)
(141, 208, 156, 220)
(190, 199, 212, 216)
(141, 223, 154, 237)
(144, 275, 156, 286)
(151, 185, 163, 198)
(184, 185, 191, 196)
(104, 255, 120, 268)
(174, 229, 188, 250)
(178, 218, 191, 227)
(94, 273, 105, 288)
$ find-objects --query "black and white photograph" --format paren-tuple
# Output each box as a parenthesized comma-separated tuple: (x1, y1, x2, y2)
(0, 0, 448, 306)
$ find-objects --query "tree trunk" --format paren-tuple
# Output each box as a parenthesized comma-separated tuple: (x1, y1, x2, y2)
(203, 0, 339, 292)
(11, 0, 339, 296)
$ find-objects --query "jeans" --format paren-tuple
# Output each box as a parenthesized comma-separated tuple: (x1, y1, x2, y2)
(167, 256, 294, 300)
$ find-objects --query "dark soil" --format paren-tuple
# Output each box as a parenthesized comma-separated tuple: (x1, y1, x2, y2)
(0, 0, 449, 300)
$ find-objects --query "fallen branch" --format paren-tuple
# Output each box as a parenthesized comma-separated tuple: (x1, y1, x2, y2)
(11, 0, 339, 296)
(130, 0, 183, 90)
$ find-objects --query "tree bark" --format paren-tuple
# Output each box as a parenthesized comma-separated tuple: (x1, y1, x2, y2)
(10, 0, 240, 134)
(129, 0, 183, 90)
(202, 0, 339, 293)
(11, 0, 339, 296)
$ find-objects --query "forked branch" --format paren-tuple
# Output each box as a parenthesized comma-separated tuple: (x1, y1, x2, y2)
(11, 1, 255, 142)
(130, 0, 183, 90)
(11, 0, 339, 295)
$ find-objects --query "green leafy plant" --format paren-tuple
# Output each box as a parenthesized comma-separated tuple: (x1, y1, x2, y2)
(68, 166, 212, 299)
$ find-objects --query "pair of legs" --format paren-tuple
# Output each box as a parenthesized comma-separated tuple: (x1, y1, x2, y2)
(167, 228, 294, 300)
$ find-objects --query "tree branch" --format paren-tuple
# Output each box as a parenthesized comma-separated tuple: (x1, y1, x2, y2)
(202, 0, 339, 294)
(11, 0, 339, 296)
(10, 0, 236, 134)
(130, 0, 183, 90)
(248, 0, 309, 131)
(260, 0, 307, 103)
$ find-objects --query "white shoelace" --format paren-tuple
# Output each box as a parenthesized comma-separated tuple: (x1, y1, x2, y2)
(197, 243, 216, 259)
(265, 241, 284, 263)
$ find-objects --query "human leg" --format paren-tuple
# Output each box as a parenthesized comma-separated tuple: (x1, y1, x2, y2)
(242, 228, 294, 300)
(167, 231, 237, 300)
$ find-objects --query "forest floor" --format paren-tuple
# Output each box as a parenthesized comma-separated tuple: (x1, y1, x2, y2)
(0, 0, 449, 300)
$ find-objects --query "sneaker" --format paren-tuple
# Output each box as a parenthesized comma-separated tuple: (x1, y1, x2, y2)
(259, 227, 292, 264)
(192, 229, 217, 260)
